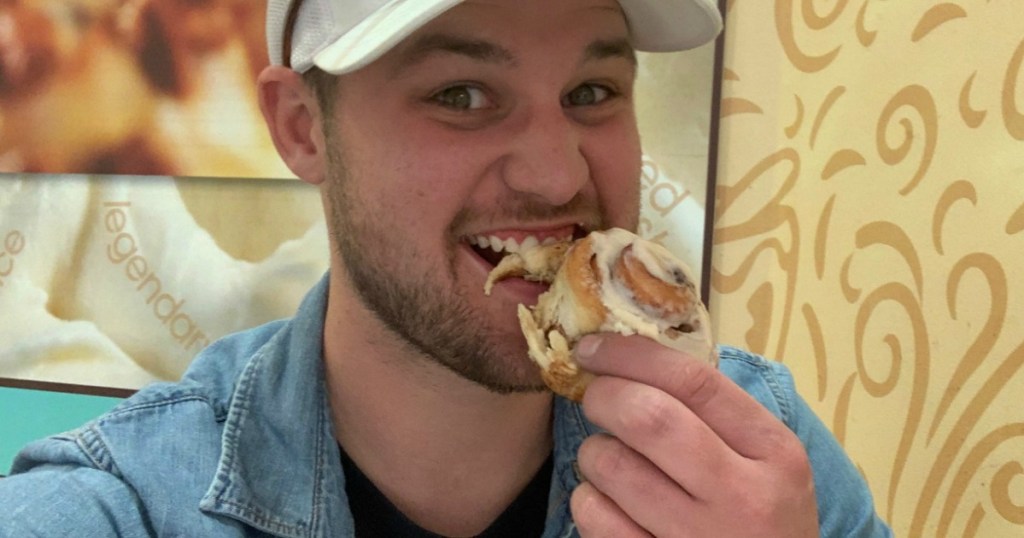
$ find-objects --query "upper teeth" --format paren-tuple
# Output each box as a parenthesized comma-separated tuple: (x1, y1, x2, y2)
(469, 234, 570, 253)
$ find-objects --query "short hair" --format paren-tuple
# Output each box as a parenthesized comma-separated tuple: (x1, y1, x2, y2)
(301, 67, 340, 117)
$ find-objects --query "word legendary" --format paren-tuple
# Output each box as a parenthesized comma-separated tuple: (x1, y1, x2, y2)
(0, 229, 26, 288)
(638, 158, 693, 245)
(103, 201, 211, 353)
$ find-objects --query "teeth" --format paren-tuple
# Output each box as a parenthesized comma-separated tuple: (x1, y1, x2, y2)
(542, 234, 573, 245)
(470, 233, 571, 253)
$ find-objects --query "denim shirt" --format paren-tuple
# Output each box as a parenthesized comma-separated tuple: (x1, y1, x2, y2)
(1, 275, 892, 537)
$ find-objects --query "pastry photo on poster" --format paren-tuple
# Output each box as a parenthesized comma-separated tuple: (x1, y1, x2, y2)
(0, 0, 723, 393)
(0, 0, 288, 179)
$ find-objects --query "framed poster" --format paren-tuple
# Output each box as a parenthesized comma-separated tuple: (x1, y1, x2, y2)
(0, 0, 288, 179)
(0, 0, 725, 396)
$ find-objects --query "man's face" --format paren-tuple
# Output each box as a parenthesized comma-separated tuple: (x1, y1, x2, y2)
(322, 0, 642, 393)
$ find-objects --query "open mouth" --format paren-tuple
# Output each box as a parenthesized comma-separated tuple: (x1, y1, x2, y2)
(465, 225, 587, 268)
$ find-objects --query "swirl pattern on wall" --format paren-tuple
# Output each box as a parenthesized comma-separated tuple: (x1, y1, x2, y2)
(713, 1, 1024, 536)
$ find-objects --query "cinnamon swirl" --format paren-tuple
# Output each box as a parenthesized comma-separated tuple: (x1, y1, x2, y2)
(486, 228, 717, 401)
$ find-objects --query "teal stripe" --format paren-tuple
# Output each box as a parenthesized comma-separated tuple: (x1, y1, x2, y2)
(0, 387, 122, 474)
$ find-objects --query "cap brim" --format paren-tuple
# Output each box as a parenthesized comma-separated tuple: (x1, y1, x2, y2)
(313, 0, 464, 74)
(312, 0, 723, 74)
(621, 0, 723, 52)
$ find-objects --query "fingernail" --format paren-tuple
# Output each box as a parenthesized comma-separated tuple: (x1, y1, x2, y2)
(575, 335, 602, 362)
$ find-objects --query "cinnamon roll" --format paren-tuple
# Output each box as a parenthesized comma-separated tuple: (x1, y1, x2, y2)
(486, 228, 717, 401)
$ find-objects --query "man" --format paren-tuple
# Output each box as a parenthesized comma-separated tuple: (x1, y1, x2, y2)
(1, 0, 892, 536)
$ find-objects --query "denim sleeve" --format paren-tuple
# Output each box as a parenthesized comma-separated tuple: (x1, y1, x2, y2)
(770, 363, 894, 537)
(719, 348, 893, 537)
(0, 434, 152, 537)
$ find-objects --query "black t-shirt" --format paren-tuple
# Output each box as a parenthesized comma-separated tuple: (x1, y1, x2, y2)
(340, 446, 552, 537)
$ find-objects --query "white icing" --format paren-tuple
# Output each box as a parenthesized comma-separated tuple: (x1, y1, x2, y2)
(541, 228, 715, 362)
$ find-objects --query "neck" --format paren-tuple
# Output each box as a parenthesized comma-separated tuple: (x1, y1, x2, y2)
(322, 273, 554, 536)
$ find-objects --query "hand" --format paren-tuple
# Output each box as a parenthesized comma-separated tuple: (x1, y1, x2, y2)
(568, 334, 819, 537)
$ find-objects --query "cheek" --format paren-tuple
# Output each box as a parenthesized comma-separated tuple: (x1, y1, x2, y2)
(349, 131, 484, 231)
(584, 125, 643, 224)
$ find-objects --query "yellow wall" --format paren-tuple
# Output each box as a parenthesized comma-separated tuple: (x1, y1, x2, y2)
(711, 2, 1024, 536)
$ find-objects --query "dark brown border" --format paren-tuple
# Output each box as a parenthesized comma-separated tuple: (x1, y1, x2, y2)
(701, 0, 727, 305)
(0, 377, 135, 398)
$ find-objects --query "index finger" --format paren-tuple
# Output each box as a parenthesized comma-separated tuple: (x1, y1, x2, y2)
(575, 334, 791, 460)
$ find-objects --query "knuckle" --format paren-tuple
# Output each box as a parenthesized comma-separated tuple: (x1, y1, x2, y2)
(581, 435, 628, 482)
(727, 476, 785, 524)
(670, 359, 721, 408)
(761, 427, 812, 481)
(740, 495, 779, 524)
(619, 386, 676, 438)
(780, 443, 815, 489)
(570, 485, 650, 538)
(570, 485, 606, 535)
(726, 452, 816, 527)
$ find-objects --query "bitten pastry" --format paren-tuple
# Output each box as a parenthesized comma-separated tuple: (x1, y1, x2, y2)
(486, 227, 717, 401)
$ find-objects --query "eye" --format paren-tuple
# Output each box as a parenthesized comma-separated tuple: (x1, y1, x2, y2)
(431, 85, 493, 110)
(563, 84, 613, 107)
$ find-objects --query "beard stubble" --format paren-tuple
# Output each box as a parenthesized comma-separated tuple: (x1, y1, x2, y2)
(323, 146, 571, 394)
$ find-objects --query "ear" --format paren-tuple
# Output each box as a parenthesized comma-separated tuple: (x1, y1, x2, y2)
(257, 66, 328, 185)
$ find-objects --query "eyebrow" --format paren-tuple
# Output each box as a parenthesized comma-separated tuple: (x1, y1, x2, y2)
(391, 34, 518, 76)
(584, 38, 637, 66)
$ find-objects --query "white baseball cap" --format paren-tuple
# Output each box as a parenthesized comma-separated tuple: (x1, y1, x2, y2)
(267, 0, 723, 74)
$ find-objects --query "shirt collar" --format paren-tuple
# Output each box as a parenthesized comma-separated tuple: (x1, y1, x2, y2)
(195, 273, 595, 537)
(198, 274, 352, 537)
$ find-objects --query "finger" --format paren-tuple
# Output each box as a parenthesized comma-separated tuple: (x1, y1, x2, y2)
(570, 481, 653, 538)
(578, 433, 699, 538)
(576, 334, 792, 460)
(581, 375, 741, 499)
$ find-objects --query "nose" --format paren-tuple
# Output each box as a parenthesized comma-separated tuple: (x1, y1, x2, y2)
(500, 105, 589, 207)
